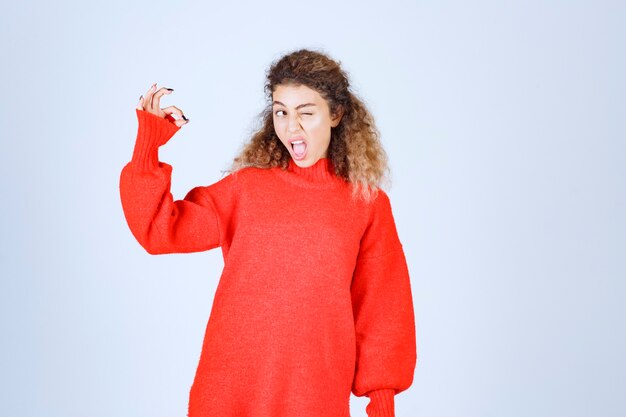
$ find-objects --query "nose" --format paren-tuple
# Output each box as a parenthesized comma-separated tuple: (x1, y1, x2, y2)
(287, 113, 303, 133)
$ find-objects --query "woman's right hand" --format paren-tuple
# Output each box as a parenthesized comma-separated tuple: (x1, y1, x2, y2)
(136, 82, 189, 128)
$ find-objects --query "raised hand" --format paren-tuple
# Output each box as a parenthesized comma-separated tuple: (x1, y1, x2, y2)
(136, 82, 189, 127)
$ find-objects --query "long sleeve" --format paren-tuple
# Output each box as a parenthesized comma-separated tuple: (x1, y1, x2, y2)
(119, 109, 237, 255)
(350, 190, 417, 417)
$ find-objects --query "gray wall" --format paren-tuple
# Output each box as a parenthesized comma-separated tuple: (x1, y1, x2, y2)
(1, 0, 624, 416)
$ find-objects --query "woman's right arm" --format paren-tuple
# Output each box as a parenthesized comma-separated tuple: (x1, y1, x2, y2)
(119, 84, 235, 255)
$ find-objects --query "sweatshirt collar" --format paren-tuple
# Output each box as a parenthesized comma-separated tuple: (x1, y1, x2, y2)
(287, 157, 337, 182)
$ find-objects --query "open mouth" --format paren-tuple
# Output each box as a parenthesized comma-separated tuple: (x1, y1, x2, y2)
(290, 140, 307, 158)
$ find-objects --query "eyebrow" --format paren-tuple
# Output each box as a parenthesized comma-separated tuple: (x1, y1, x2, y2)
(272, 101, 317, 109)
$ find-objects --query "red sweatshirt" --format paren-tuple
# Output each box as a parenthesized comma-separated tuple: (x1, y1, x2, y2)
(119, 109, 418, 417)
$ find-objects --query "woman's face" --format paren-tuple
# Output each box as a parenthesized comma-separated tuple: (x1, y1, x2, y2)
(272, 84, 343, 167)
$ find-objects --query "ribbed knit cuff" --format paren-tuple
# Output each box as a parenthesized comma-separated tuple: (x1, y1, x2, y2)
(365, 389, 396, 417)
(131, 109, 181, 170)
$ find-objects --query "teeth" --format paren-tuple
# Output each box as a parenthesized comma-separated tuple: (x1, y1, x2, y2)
(291, 140, 304, 144)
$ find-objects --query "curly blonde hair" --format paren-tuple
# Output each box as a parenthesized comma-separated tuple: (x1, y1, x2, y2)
(225, 47, 392, 203)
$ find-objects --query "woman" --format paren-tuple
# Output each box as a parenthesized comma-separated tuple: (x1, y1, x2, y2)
(119, 48, 417, 417)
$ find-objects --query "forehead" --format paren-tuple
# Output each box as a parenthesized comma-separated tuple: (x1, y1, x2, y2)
(272, 84, 324, 106)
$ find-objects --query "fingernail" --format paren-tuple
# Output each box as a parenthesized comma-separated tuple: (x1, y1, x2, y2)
(166, 88, 174, 91)
(139, 95, 143, 101)
(182, 114, 188, 121)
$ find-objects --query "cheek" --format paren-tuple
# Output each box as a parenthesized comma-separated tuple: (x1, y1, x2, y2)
(310, 121, 332, 145)
(273, 118, 286, 135)
(273, 121, 290, 147)
(303, 117, 327, 134)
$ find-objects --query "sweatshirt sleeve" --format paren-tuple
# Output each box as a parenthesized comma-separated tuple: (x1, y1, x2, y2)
(350, 189, 418, 417)
(119, 109, 237, 255)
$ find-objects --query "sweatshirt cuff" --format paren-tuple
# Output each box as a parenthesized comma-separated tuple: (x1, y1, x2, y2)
(131, 109, 181, 170)
(365, 389, 396, 417)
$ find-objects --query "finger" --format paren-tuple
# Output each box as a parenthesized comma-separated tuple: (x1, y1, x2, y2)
(143, 83, 157, 112)
(172, 118, 189, 127)
(150, 87, 173, 112)
(143, 82, 156, 101)
(163, 106, 190, 126)
(162, 105, 187, 120)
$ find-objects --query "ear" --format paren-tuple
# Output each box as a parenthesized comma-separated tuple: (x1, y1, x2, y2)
(330, 105, 345, 128)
